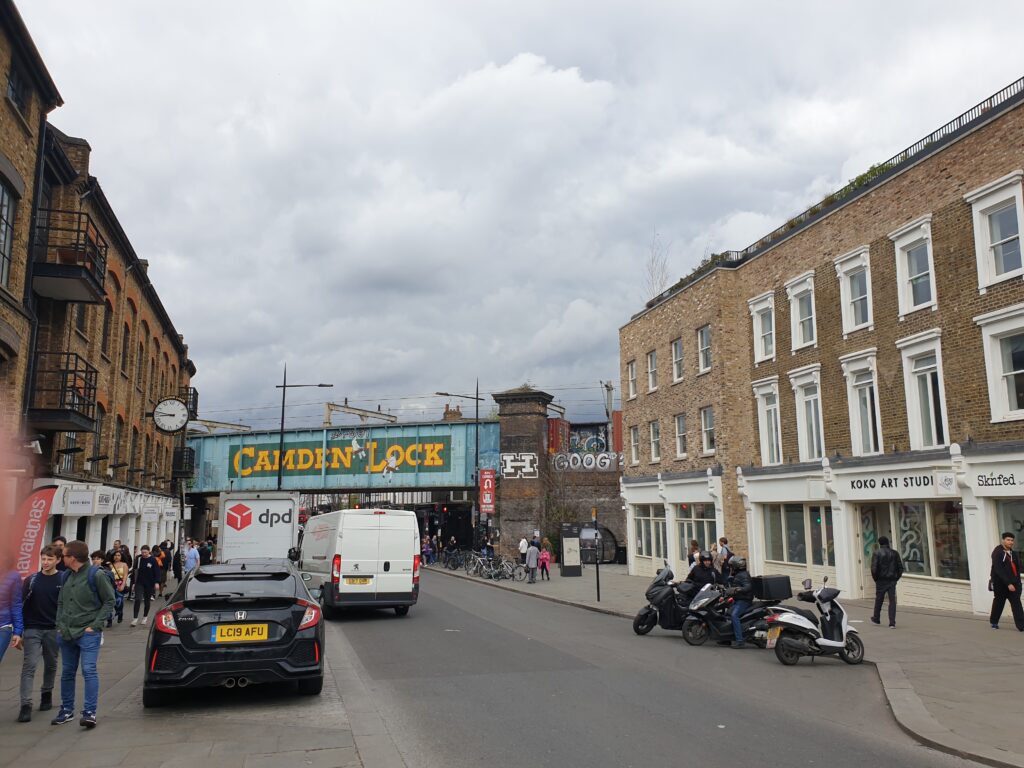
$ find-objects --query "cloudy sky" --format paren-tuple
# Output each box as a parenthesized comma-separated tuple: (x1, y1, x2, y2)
(19, 1, 1024, 429)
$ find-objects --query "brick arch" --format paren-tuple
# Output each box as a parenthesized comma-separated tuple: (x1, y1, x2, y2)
(106, 269, 122, 292)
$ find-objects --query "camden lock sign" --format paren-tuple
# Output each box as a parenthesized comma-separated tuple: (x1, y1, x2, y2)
(229, 437, 452, 479)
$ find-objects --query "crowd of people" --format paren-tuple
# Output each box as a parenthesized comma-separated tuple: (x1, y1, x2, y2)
(0, 535, 215, 729)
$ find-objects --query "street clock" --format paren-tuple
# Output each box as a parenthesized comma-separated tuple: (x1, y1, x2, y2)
(153, 397, 190, 434)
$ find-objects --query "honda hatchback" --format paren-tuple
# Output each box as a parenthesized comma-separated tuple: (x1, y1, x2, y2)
(142, 559, 325, 707)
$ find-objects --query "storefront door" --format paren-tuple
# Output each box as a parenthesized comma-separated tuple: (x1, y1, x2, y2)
(858, 503, 893, 595)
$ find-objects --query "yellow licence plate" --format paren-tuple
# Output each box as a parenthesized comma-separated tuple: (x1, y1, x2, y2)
(212, 623, 268, 643)
(345, 577, 371, 585)
(767, 625, 781, 648)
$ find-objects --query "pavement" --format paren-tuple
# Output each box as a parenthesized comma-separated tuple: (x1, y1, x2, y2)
(430, 560, 1024, 768)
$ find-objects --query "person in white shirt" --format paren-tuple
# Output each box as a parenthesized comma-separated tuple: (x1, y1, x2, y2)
(518, 537, 529, 565)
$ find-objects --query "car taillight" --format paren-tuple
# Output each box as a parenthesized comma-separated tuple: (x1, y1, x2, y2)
(154, 602, 183, 635)
(413, 554, 421, 585)
(331, 554, 342, 585)
(296, 598, 321, 630)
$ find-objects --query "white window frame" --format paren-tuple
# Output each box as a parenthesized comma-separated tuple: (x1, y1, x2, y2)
(974, 301, 1024, 423)
(896, 328, 949, 450)
(697, 325, 712, 373)
(889, 214, 937, 319)
(626, 360, 637, 399)
(784, 271, 817, 352)
(674, 413, 687, 458)
(649, 420, 661, 462)
(840, 348, 883, 456)
(629, 425, 640, 464)
(788, 363, 824, 462)
(646, 350, 658, 391)
(833, 245, 873, 337)
(752, 376, 782, 466)
(964, 170, 1024, 293)
(748, 291, 775, 364)
(700, 406, 715, 455)
(670, 338, 684, 382)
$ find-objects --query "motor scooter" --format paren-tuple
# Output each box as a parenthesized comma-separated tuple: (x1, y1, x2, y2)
(764, 577, 865, 665)
(633, 562, 697, 635)
(681, 583, 785, 647)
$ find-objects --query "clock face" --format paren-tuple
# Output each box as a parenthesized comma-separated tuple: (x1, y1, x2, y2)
(154, 398, 190, 434)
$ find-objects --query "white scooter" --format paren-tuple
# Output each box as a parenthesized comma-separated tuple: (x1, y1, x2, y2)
(764, 577, 864, 665)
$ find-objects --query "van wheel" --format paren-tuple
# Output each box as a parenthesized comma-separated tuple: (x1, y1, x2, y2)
(394, 606, 409, 617)
(297, 676, 323, 696)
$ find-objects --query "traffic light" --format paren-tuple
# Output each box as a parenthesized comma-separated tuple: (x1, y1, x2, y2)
(442, 505, 448, 514)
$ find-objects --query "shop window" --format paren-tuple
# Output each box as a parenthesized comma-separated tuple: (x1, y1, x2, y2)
(890, 215, 937, 319)
(629, 425, 639, 465)
(809, 506, 835, 566)
(674, 413, 687, 458)
(974, 302, 1024, 423)
(651, 505, 667, 559)
(671, 338, 684, 382)
(784, 504, 807, 564)
(700, 406, 715, 454)
(648, 420, 661, 462)
(785, 271, 816, 352)
(697, 325, 712, 373)
(840, 349, 882, 456)
(964, 170, 1023, 292)
(866, 501, 969, 581)
(634, 504, 665, 558)
(763, 504, 785, 561)
(626, 360, 637, 399)
(834, 246, 873, 337)
(763, 503, 834, 567)
(677, 503, 717, 557)
(748, 291, 775, 364)
(897, 329, 949, 450)
(753, 376, 782, 466)
(997, 500, 1024, 554)
(646, 350, 658, 391)
(788, 364, 823, 462)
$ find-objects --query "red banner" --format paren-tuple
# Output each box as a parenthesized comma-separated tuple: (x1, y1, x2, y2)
(479, 469, 496, 514)
(13, 485, 57, 577)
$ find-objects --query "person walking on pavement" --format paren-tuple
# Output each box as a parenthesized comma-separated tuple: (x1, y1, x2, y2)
(89, 552, 120, 628)
(184, 539, 201, 574)
(198, 540, 213, 566)
(51, 536, 68, 572)
(52, 540, 115, 728)
(110, 550, 128, 623)
(0, 551, 24, 665)
(525, 540, 540, 583)
(538, 544, 551, 581)
(990, 532, 1024, 631)
(151, 545, 166, 597)
(870, 536, 904, 627)
(17, 545, 62, 722)
(131, 545, 161, 627)
(518, 536, 528, 565)
(725, 556, 753, 648)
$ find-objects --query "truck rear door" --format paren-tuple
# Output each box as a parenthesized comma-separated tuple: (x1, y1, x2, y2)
(340, 511, 379, 598)
(376, 512, 416, 598)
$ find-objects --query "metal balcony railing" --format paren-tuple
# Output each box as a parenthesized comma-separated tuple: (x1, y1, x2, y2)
(172, 446, 196, 478)
(34, 208, 108, 287)
(179, 386, 199, 419)
(29, 352, 98, 428)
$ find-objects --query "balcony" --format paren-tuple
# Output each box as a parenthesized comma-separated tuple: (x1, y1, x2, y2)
(32, 209, 108, 303)
(179, 386, 199, 418)
(172, 446, 196, 478)
(27, 352, 98, 432)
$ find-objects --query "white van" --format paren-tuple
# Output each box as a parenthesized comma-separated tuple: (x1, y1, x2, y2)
(299, 508, 420, 617)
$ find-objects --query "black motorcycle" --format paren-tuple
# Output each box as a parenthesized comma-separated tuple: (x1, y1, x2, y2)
(633, 563, 697, 635)
(681, 584, 783, 647)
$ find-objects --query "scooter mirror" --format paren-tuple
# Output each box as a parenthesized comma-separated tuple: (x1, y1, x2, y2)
(823, 576, 829, 584)
(802, 578, 813, 589)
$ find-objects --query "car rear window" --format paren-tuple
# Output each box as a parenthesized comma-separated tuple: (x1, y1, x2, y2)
(188, 572, 296, 598)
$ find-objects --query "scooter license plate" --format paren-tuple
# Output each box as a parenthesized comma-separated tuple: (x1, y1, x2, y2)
(766, 626, 781, 649)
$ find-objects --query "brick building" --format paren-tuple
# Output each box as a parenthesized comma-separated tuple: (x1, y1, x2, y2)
(620, 77, 1024, 615)
(0, 0, 196, 556)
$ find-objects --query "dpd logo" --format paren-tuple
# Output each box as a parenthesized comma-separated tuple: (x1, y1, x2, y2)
(260, 508, 293, 528)
(226, 503, 252, 531)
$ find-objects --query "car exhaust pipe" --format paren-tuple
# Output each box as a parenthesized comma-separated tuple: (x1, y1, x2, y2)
(237, 677, 249, 688)
(223, 677, 236, 688)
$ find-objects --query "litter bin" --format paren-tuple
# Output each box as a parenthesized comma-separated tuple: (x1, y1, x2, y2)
(615, 546, 627, 565)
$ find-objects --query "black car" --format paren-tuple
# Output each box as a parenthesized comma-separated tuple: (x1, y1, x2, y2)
(143, 559, 325, 707)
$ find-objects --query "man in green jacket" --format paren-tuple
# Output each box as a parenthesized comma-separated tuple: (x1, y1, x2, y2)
(52, 540, 115, 729)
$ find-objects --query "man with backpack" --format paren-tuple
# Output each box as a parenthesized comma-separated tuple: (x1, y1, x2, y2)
(17, 545, 61, 723)
(52, 540, 115, 729)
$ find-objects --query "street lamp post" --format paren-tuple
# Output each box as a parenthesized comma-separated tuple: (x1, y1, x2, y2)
(276, 364, 333, 491)
(435, 381, 484, 543)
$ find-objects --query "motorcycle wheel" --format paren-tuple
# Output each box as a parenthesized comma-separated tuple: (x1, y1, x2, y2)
(839, 633, 865, 665)
(682, 617, 709, 646)
(774, 632, 801, 666)
(633, 608, 657, 635)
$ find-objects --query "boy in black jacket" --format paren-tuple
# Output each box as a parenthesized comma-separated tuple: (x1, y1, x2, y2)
(16, 545, 62, 722)
(130, 546, 161, 627)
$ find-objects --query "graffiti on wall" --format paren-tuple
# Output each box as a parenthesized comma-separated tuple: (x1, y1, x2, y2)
(568, 424, 609, 454)
(500, 452, 539, 479)
(551, 452, 623, 472)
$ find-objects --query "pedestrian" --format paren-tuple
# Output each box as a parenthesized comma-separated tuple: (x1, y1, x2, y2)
(525, 540, 540, 583)
(184, 539, 200, 574)
(151, 545, 166, 596)
(131, 545, 160, 627)
(687, 539, 700, 570)
(52, 539, 115, 728)
(109, 550, 128, 624)
(518, 536, 528, 565)
(51, 536, 68, 572)
(198, 539, 213, 566)
(158, 542, 171, 594)
(105, 539, 131, 570)
(90, 552, 120, 628)
(17, 545, 61, 723)
(990, 531, 1024, 631)
(538, 544, 551, 581)
(725, 556, 752, 648)
(870, 536, 904, 628)
(172, 544, 183, 582)
(0, 552, 23, 665)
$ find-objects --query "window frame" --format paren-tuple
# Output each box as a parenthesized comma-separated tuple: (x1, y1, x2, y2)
(840, 348, 883, 456)
(0, 179, 15, 289)
(896, 328, 949, 450)
(889, 214, 937, 319)
(629, 425, 640, 465)
(833, 245, 873, 337)
(648, 419, 661, 462)
(974, 301, 1024, 423)
(697, 325, 712, 373)
(674, 413, 687, 458)
(670, 337, 684, 382)
(699, 406, 715, 455)
(964, 170, 1024, 293)
(787, 364, 824, 462)
(626, 360, 637, 399)
(784, 271, 817, 352)
(748, 291, 775, 364)
(752, 376, 782, 466)
(646, 349, 658, 392)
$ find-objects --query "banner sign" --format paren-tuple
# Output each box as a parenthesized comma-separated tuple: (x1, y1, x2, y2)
(228, 437, 452, 479)
(479, 469, 496, 514)
(13, 486, 57, 578)
(66, 489, 95, 516)
(142, 505, 160, 523)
